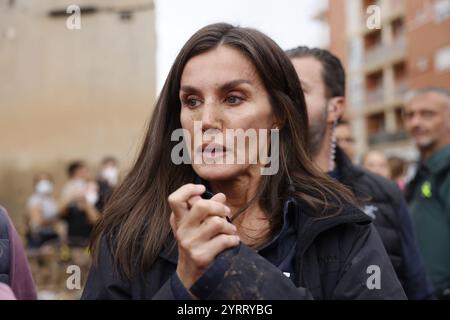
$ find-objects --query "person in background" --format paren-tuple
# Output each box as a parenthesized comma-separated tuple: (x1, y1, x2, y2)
(0, 206, 37, 299)
(26, 173, 61, 248)
(60, 161, 100, 247)
(335, 119, 356, 162)
(403, 87, 450, 299)
(362, 150, 391, 179)
(388, 156, 408, 191)
(287, 46, 433, 300)
(96, 156, 119, 212)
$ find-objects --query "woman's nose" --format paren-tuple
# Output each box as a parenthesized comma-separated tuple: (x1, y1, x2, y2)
(200, 101, 222, 131)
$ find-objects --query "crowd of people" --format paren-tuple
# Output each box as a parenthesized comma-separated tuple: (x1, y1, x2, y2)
(0, 157, 120, 299)
(0, 23, 449, 300)
(26, 157, 119, 249)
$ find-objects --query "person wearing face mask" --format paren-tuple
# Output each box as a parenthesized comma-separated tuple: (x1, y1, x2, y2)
(60, 161, 100, 247)
(26, 173, 60, 248)
(96, 157, 119, 212)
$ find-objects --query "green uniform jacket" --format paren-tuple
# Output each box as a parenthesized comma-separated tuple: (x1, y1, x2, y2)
(406, 145, 450, 292)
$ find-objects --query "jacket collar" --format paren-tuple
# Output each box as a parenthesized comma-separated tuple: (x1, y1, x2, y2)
(334, 147, 365, 185)
(422, 144, 450, 174)
(406, 145, 450, 200)
(294, 202, 371, 256)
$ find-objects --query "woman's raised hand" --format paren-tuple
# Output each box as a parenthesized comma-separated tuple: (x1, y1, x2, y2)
(168, 184, 240, 290)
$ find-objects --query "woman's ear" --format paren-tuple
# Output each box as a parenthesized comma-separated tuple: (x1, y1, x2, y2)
(272, 122, 280, 130)
(271, 115, 283, 130)
(327, 96, 345, 123)
(272, 121, 283, 130)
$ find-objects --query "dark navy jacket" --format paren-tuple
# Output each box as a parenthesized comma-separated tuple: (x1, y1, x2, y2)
(0, 208, 10, 285)
(82, 191, 406, 300)
(335, 147, 434, 300)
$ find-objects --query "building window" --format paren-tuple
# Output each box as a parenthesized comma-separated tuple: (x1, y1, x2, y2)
(368, 112, 384, 130)
(367, 112, 387, 145)
(391, 17, 405, 39)
(394, 61, 408, 98)
(364, 29, 383, 65)
(365, 70, 384, 105)
(435, 45, 450, 72)
(395, 107, 406, 132)
(119, 11, 133, 21)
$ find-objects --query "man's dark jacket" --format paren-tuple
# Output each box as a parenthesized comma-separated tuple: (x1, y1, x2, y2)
(335, 147, 432, 299)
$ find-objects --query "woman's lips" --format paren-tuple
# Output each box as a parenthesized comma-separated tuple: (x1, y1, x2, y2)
(196, 143, 228, 158)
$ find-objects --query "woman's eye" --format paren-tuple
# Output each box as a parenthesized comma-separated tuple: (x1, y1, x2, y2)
(225, 95, 243, 105)
(184, 98, 201, 108)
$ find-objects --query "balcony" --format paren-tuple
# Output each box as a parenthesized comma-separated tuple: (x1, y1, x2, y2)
(365, 44, 385, 67)
(394, 80, 408, 99)
(392, 35, 406, 54)
(366, 86, 384, 105)
(364, 40, 406, 70)
(368, 130, 408, 146)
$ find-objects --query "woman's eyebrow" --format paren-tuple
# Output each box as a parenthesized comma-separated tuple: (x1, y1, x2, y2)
(179, 85, 201, 94)
(180, 79, 253, 94)
(219, 79, 253, 92)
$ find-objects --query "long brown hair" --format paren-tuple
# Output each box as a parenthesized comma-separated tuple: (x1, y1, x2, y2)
(90, 23, 356, 280)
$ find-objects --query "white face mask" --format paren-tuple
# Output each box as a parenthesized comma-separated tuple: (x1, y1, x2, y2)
(36, 180, 53, 194)
(85, 191, 99, 205)
(101, 167, 118, 186)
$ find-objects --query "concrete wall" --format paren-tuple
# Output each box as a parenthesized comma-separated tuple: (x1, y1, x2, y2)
(0, 0, 156, 227)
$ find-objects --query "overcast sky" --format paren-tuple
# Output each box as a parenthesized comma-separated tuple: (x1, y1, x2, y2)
(154, 0, 326, 92)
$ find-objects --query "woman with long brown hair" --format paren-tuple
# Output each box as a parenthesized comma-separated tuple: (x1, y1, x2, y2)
(82, 23, 405, 300)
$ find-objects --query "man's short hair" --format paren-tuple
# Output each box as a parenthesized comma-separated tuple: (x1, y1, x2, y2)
(404, 87, 450, 106)
(67, 160, 85, 178)
(285, 46, 346, 99)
